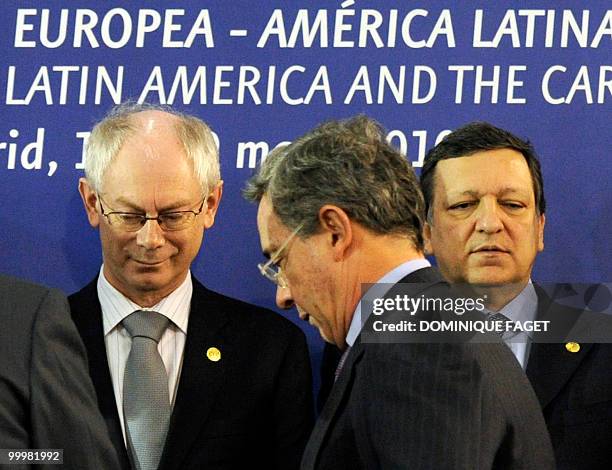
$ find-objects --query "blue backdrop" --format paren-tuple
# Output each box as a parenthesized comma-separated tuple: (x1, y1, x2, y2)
(1, 0, 610, 393)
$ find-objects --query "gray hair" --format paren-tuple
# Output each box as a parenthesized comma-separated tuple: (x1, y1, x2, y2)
(244, 115, 425, 250)
(84, 102, 220, 194)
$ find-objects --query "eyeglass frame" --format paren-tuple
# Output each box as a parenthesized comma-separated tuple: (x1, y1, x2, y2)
(97, 194, 206, 232)
(258, 222, 305, 288)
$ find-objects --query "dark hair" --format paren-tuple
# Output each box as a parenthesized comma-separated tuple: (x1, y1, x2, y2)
(420, 121, 546, 219)
(244, 115, 425, 250)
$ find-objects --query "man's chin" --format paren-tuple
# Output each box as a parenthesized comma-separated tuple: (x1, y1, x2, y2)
(303, 315, 331, 343)
(294, 307, 331, 343)
(124, 270, 175, 293)
(314, 324, 334, 344)
(465, 266, 517, 286)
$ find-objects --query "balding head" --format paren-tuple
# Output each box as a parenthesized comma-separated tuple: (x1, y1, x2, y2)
(84, 103, 220, 194)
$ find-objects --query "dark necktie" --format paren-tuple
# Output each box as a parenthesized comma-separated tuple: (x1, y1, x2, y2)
(334, 346, 352, 382)
(487, 312, 514, 338)
(122, 310, 171, 470)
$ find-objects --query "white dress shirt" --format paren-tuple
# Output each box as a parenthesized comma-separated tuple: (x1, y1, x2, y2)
(97, 266, 192, 444)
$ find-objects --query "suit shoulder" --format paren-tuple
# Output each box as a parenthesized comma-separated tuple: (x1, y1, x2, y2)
(0, 276, 54, 368)
(0, 275, 59, 323)
(0, 274, 50, 301)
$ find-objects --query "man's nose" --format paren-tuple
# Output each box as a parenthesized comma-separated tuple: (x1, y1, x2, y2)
(136, 219, 166, 249)
(276, 284, 295, 310)
(475, 199, 504, 234)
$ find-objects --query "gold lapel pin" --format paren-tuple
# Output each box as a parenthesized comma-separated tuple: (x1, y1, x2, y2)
(565, 342, 580, 353)
(206, 347, 221, 362)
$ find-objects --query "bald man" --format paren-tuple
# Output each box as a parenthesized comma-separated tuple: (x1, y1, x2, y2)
(70, 103, 313, 470)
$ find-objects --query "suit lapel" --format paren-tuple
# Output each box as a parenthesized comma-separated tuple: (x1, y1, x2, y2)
(526, 342, 592, 408)
(526, 289, 593, 409)
(69, 280, 131, 470)
(159, 279, 231, 470)
(301, 343, 365, 470)
(302, 266, 444, 468)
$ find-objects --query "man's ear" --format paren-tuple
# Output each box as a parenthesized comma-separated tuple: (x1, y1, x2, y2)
(318, 205, 352, 261)
(78, 178, 101, 228)
(423, 221, 434, 256)
(537, 213, 546, 252)
(201, 181, 223, 229)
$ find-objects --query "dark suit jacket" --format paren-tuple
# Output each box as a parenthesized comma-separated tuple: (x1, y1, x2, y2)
(69, 276, 314, 470)
(0, 274, 119, 469)
(303, 267, 554, 469)
(527, 291, 612, 469)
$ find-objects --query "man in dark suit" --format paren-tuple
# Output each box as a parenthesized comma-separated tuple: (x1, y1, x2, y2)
(244, 116, 554, 469)
(72, 103, 313, 470)
(0, 274, 119, 469)
(420, 121, 612, 469)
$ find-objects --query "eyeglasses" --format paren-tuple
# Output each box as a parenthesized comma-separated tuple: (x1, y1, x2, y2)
(98, 195, 205, 232)
(258, 222, 304, 288)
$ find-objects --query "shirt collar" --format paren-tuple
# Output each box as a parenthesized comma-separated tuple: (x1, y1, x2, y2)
(345, 258, 431, 347)
(499, 280, 538, 337)
(97, 265, 192, 335)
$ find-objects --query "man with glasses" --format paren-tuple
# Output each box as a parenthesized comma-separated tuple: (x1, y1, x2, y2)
(258, 223, 304, 287)
(71, 103, 313, 470)
(245, 116, 554, 469)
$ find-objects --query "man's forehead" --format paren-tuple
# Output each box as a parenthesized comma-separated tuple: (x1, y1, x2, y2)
(103, 144, 191, 184)
(106, 112, 188, 170)
(434, 149, 534, 197)
(103, 193, 197, 210)
(100, 136, 200, 203)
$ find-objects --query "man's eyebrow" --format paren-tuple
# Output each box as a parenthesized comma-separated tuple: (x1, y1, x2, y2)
(497, 187, 531, 197)
(107, 197, 196, 212)
(446, 190, 480, 200)
(161, 203, 198, 212)
(107, 197, 142, 211)
(446, 188, 530, 199)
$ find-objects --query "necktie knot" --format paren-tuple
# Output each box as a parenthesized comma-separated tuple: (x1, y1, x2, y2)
(487, 312, 510, 323)
(123, 310, 169, 343)
(487, 312, 515, 338)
